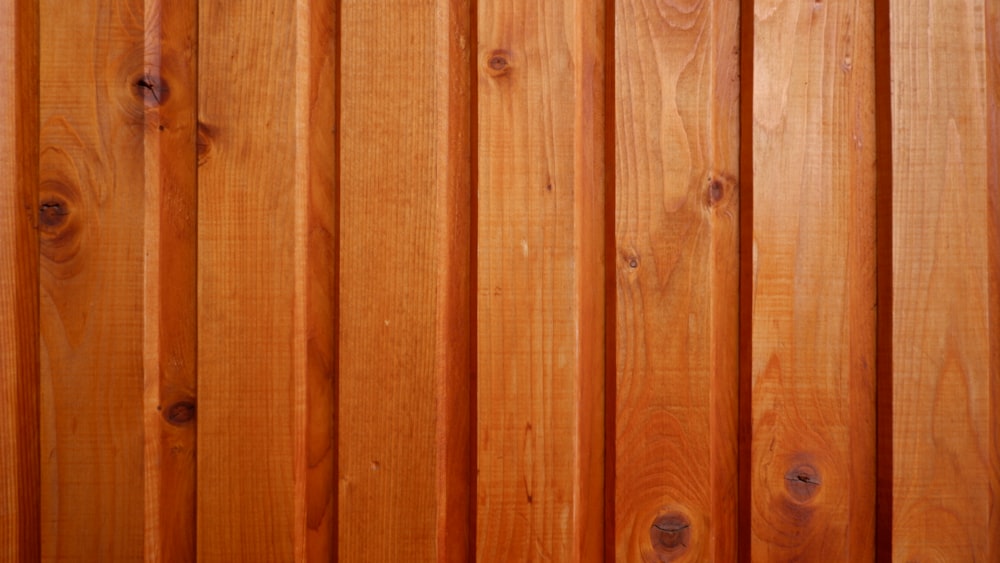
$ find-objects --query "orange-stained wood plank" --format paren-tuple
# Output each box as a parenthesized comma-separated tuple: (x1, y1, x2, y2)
(197, 1, 336, 560)
(890, 1, 998, 559)
(38, 0, 146, 558)
(751, 0, 876, 560)
(476, 1, 605, 560)
(295, 0, 338, 560)
(338, 1, 473, 560)
(141, 0, 197, 560)
(0, 0, 39, 560)
(613, 0, 740, 560)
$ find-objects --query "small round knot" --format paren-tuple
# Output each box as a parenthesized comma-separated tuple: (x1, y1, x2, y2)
(650, 512, 691, 556)
(485, 50, 512, 77)
(784, 463, 821, 502)
(164, 401, 196, 426)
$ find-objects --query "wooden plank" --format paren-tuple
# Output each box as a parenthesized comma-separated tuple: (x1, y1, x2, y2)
(476, 1, 605, 559)
(197, 1, 336, 559)
(613, 0, 739, 559)
(338, 0, 472, 560)
(296, 0, 338, 560)
(0, 0, 39, 560)
(141, 0, 197, 560)
(751, 0, 876, 559)
(38, 0, 146, 558)
(890, 0, 997, 559)
(989, 1, 1000, 558)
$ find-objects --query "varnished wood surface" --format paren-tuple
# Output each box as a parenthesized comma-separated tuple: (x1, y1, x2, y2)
(891, 1, 997, 559)
(476, 1, 605, 560)
(38, 1, 146, 558)
(338, 0, 471, 561)
(0, 0, 39, 560)
(751, 0, 876, 559)
(613, 0, 740, 560)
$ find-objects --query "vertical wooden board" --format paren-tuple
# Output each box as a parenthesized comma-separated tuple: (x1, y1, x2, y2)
(38, 0, 146, 558)
(890, 0, 997, 559)
(476, 1, 605, 560)
(197, 0, 330, 559)
(338, 0, 472, 560)
(141, 0, 197, 560)
(751, 0, 876, 560)
(296, 0, 338, 560)
(989, 0, 1000, 558)
(613, 0, 739, 560)
(0, 0, 39, 560)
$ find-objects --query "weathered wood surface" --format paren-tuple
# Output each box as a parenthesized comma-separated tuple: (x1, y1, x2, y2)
(338, 0, 472, 561)
(613, 0, 740, 560)
(751, 0, 877, 559)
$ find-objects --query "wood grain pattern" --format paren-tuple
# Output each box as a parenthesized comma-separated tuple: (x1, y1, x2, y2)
(38, 1, 146, 558)
(989, 1, 999, 558)
(751, 0, 876, 559)
(613, 0, 739, 560)
(476, 1, 605, 560)
(338, 1, 472, 560)
(0, 0, 39, 560)
(890, 1, 997, 559)
(141, 0, 197, 560)
(197, 0, 334, 559)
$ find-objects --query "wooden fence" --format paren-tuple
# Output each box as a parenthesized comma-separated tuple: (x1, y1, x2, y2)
(1, 0, 997, 561)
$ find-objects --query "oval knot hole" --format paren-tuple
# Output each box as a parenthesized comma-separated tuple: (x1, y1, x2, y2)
(784, 464, 821, 502)
(164, 401, 196, 426)
(485, 50, 512, 77)
(39, 199, 70, 229)
(650, 512, 691, 555)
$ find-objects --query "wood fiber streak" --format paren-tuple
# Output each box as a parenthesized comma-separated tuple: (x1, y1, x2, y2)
(39, 0, 146, 558)
(890, 1, 997, 559)
(614, 0, 739, 560)
(197, 0, 306, 559)
(989, 1, 1000, 558)
(476, 1, 605, 560)
(751, 0, 876, 560)
(0, 0, 39, 560)
(338, 1, 472, 560)
(141, 0, 197, 560)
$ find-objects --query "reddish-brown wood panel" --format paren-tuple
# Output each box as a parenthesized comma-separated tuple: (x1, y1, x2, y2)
(337, 0, 472, 561)
(0, 0, 39, 560)
(750, 0, 877, 559)
(613, 0, 740, 559)
(140, 0, 197, 560)
(38, 1, 147, 558)
(890, 1, 998, 559)
(476, 1, 605, 560)
(196, 1, 336, 560)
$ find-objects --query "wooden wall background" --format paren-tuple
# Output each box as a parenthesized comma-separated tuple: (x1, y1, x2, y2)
(0, 0, 997, 561)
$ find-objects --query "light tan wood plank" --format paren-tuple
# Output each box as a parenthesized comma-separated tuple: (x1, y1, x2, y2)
(751, 0, 876, 559)
(38, 1, 146, 558)
(338, 1, 473, 560)
(0, 0, 39, 560)
(140, 0, 197, 560)
(613, 0, 740, 559)
(476, 1, 605, 560)
(891, 0, 998, 559)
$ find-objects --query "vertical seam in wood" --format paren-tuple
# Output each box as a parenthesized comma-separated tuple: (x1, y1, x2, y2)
(987, 0, 999, 558)
(468, 0, 479, 558)
(603, 0, 616, 560)
(874, 0, 894, 558)
(332, 1, 342, 560)
(737, 0, 753, 559)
